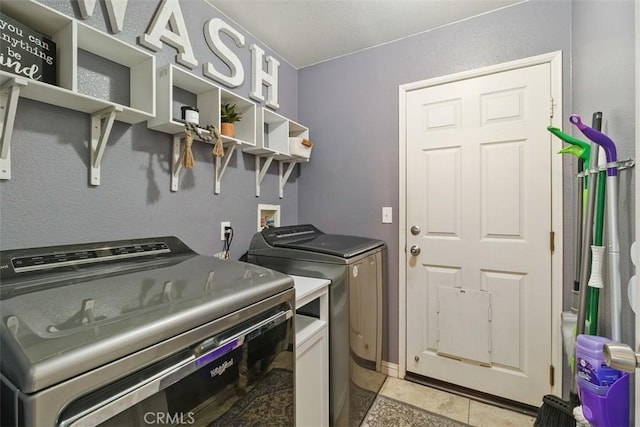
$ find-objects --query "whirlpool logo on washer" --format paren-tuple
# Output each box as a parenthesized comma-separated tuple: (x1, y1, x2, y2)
(210, 358, 234, 377)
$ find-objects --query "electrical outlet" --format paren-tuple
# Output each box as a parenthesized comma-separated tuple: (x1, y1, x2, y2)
(220, 221, 231, 240)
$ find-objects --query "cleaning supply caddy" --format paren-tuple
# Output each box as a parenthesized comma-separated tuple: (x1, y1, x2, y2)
(575, 334, 629, 427)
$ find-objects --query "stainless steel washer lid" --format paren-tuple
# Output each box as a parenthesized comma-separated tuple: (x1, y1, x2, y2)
(0, 240, 292, 394)
(274, 234, 384, 258)
(259, 224, 385, 258)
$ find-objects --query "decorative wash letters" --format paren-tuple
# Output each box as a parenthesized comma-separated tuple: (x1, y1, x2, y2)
(77, 0, 129, 34)
(250, 44, 280, 109)
(204, 18, 245, 88)
(76, 0, 280, 109)
(138, 0, 199, 69)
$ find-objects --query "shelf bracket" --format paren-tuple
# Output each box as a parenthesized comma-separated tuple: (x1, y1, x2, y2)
(170, 134, 185, 192)
(0, 77, 28, 180)
(214, 142, 237, 194)
(90, 106, 122, 186)
(255, 154, 275, 197)
(278, 160, 297, 198)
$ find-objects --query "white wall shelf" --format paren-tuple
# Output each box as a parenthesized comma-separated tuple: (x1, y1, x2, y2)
(244, 108, 304, 157)
(254, 154, 275, 197)
(247, 108, 311, 197)
(169, 134, 241, 193)
(90, 106, 122, 186)
(1, 0, 311, 195)
(0, 0, 156, 184)
(149, 64, 257, 194)
(279, 159, 304, 198)
(148, 64, 256, 144)
(0, 77, 27, 180)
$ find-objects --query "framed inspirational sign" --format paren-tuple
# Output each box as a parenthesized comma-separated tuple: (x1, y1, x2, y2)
(0, 12, 56, 85)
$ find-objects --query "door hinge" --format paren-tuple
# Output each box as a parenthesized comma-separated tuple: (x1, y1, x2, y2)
(549, 365, 555, 386)
(549, 231, 555, 253)
(550, 97, 554, 118)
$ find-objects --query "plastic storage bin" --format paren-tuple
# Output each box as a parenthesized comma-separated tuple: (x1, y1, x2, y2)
(575, 335, 629, 427)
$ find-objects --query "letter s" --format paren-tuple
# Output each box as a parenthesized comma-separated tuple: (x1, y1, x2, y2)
(203, 18, 245, 87)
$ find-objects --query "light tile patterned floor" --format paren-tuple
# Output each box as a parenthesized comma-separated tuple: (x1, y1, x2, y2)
(378, 377, 536, 426)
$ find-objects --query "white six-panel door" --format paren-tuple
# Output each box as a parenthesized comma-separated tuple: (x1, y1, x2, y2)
(405, 62, 554, 406)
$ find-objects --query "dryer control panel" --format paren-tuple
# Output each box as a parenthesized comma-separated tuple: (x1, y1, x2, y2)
(261, 224, 321, 244)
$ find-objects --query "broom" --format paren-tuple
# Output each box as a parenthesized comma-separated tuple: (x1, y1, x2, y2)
(534, 112, 603, 427)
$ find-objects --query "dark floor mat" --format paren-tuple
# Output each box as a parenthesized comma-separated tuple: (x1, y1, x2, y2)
(362, 395, 470, 427)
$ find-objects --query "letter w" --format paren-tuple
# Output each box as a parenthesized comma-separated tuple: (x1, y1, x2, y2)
(77, 0, 129, 33)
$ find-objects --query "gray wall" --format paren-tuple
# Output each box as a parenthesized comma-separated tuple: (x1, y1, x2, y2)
(0, 0, 299, 259)
(1, 0, 635, 378)
(298, 0, 574, 364)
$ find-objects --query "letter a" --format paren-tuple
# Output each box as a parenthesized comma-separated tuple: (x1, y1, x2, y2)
(139, 0, 197, 68)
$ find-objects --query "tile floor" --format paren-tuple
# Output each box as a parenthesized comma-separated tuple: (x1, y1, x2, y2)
(377, 377, 536, 426)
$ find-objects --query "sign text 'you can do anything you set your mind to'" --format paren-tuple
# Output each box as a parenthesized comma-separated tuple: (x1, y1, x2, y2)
(0, 13, 56, 84)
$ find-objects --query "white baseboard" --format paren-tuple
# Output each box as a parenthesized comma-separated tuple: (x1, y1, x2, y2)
(381, 361, 399, 378)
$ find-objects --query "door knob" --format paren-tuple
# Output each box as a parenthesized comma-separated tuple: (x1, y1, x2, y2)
(603, 342, 640, 373)
(410, 225, 421, 236)
(409, 245, 421, 256)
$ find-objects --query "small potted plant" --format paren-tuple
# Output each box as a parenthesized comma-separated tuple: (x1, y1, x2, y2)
(220, 102, 242, 137)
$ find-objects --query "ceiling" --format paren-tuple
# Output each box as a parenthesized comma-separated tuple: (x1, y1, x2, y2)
(207, 0, 525, 69)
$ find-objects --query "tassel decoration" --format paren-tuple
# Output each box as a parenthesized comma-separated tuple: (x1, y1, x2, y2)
(211, 126, 224, 158)
(181, 122, 225, 164)
(182, 125, 195, 169)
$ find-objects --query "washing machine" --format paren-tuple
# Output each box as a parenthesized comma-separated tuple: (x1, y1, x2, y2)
(248, 224, 387, 427)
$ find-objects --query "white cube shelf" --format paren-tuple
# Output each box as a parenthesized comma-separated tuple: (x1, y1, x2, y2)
(0, 0, 155, 124)
(244, 108, 309, 159)
(75, 22, 155, 123)
(148, 64, 256, 147)
(220, 88, 256, 147)
(0, 0, 156, 184)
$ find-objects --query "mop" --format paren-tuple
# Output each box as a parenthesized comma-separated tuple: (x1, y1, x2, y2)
(565, 113, 606, 425)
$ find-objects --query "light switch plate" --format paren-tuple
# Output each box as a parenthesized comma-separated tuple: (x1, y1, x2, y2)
(382, 207, 392, 224)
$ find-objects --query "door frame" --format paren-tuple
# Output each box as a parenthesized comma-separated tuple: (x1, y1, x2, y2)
(398, 51, 564, 397)
(635, 0, 639, 419)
